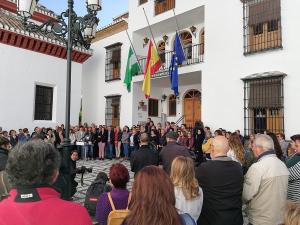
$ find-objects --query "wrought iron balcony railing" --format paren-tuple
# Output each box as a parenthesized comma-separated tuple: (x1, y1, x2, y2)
(136, 43, 204, 78)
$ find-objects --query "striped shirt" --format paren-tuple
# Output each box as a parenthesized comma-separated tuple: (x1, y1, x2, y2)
(287, 158, 300, 202)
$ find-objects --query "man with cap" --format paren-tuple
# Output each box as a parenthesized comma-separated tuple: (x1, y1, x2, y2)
(159, 131, 191, 174)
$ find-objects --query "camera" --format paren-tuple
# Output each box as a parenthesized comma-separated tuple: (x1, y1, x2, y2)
(77, 166, 93, 174)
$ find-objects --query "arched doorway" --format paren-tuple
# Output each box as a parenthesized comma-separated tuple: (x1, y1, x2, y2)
(183, 90, 201, 128)
(199, 29, 204, 55)
(158, 41, 166, 64)
(179, 31, 193, 59)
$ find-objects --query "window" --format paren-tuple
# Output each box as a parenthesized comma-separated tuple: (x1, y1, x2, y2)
(105, 43, 122, 81)
(267, 19, 279, 32)
(253, 23, 263, 35)
(243, 0, 282, 54)
(179, 31, 193, 60)
(155, 0, 175, 15)
(158, 41, 166, 64)
(105, 96, 121, 127)
(139, 0, 147, 5)
(34, 85, 53, 120)
(243, 74, 285, 135)
(168, 94, 176, 116)
(148, 98, 159, 117)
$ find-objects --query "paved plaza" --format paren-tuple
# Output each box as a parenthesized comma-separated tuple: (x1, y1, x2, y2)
(73, 159, 134, 205)
(73, 159, 249, 225)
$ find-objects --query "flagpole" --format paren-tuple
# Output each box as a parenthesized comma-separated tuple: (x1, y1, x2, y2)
(142, 7, 162, 62)
(125, 29, 143, 73)
(172, 8, 187, 60)
(172, 9, 181, 32)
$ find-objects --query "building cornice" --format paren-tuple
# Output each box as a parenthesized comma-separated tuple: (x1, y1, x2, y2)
(0, 8, 92, 63)
(92, 12, 128, 43)
(0, 0, 57, 23)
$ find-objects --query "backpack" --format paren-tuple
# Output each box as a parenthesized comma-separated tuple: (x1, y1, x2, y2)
(84, 179, 112, 216)
(107, 192, 131, 225)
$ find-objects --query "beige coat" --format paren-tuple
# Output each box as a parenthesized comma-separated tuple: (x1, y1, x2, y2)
(243, 153, 289, 225)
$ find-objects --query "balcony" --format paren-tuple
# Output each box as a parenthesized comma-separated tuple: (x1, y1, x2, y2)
(137, 43, 204, 78)
(155, 0, 175, 16)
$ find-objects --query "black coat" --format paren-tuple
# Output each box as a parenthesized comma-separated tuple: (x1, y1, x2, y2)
(9, 136, 18, 147)
(130, 145, 159, 174)
(159, 142, 191, 174)
(195, 158, 244, 225)
(129, 133, 140, 148)
(98, 131, 108, 143)
(91, 132, 98, 144)
(0, 148, 8, 171)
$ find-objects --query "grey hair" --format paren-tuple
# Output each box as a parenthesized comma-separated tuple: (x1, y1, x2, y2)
(6, 140, 61, 187)
(140, 132, 149, 143)
(254, 134, 274, 152)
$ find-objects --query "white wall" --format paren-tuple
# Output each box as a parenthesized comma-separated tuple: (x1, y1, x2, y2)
(0, 43, 82, 132)
(82, 30, 132, 128)
(131, 78, 201, 125)
(129, 0, 205, 32)
(203, 0, 300, 136)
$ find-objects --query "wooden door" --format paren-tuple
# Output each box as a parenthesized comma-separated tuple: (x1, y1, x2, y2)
(184, 90, 201, 128)
(184, 99, 194, 128)
(194, 98, 201, 122)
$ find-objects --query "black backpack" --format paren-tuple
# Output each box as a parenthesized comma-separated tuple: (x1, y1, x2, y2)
(84, 179, 112, 216)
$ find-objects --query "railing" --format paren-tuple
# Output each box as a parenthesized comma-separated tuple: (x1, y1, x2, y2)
(155, 0, 175, 15)
(137, 43, 204, 78)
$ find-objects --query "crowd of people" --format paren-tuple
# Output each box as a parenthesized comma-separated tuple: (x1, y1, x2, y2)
(0, 119, 300, 225)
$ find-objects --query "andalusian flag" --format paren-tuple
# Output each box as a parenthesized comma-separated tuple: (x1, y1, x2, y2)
(124, 47, 140, 92)
(142, 40, 161, 98)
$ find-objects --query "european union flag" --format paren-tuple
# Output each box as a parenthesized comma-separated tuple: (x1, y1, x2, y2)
(169, 32, 186, 96)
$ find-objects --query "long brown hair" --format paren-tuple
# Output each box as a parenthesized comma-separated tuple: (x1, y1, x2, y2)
(170, 156, 200, 200)
(124, 166, 181, 225)
(228, 133, 245, 164)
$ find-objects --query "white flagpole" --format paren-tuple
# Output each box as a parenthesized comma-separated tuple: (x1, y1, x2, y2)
(142, 7, 163, 63)
(124, 28, 143, 74)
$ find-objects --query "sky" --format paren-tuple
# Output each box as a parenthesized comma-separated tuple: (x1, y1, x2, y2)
(39, 0, 128, 28)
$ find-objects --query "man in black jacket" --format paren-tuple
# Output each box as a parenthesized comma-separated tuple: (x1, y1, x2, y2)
(159, 131, 191, 174)
(130, 133, 159, 175)
(195, 136, 243, 225)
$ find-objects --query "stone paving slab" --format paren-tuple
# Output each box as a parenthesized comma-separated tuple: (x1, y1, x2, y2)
(73, 159, 248, 225)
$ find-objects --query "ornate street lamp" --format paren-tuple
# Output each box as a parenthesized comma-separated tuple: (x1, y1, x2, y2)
(17, 0, 101, 200)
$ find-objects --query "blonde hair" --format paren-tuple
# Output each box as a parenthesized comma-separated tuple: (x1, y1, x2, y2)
(229, 133, 245, 165)
(170, 156, 200, 200)
(285, 202, 300, 225)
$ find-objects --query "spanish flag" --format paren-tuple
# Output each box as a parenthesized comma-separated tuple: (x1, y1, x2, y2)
(142, 40, 161, 98)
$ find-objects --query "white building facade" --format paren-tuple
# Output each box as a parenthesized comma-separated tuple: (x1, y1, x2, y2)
(83, 0, 300, 137)
(0, 0, 91, 131)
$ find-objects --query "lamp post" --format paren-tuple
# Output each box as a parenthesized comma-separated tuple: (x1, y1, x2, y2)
(17, 0, 101, 200)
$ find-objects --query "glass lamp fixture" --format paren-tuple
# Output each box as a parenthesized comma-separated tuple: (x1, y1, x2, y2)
(17, 0, 37, 18)
(86, 0, 101, 11)
(84, 22, 97, 39)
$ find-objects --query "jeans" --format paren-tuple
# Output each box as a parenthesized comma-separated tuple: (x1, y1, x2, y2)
(83, 144, 93, 159)
(107, 143, 113, 159)
(123, 143, 129, 157)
